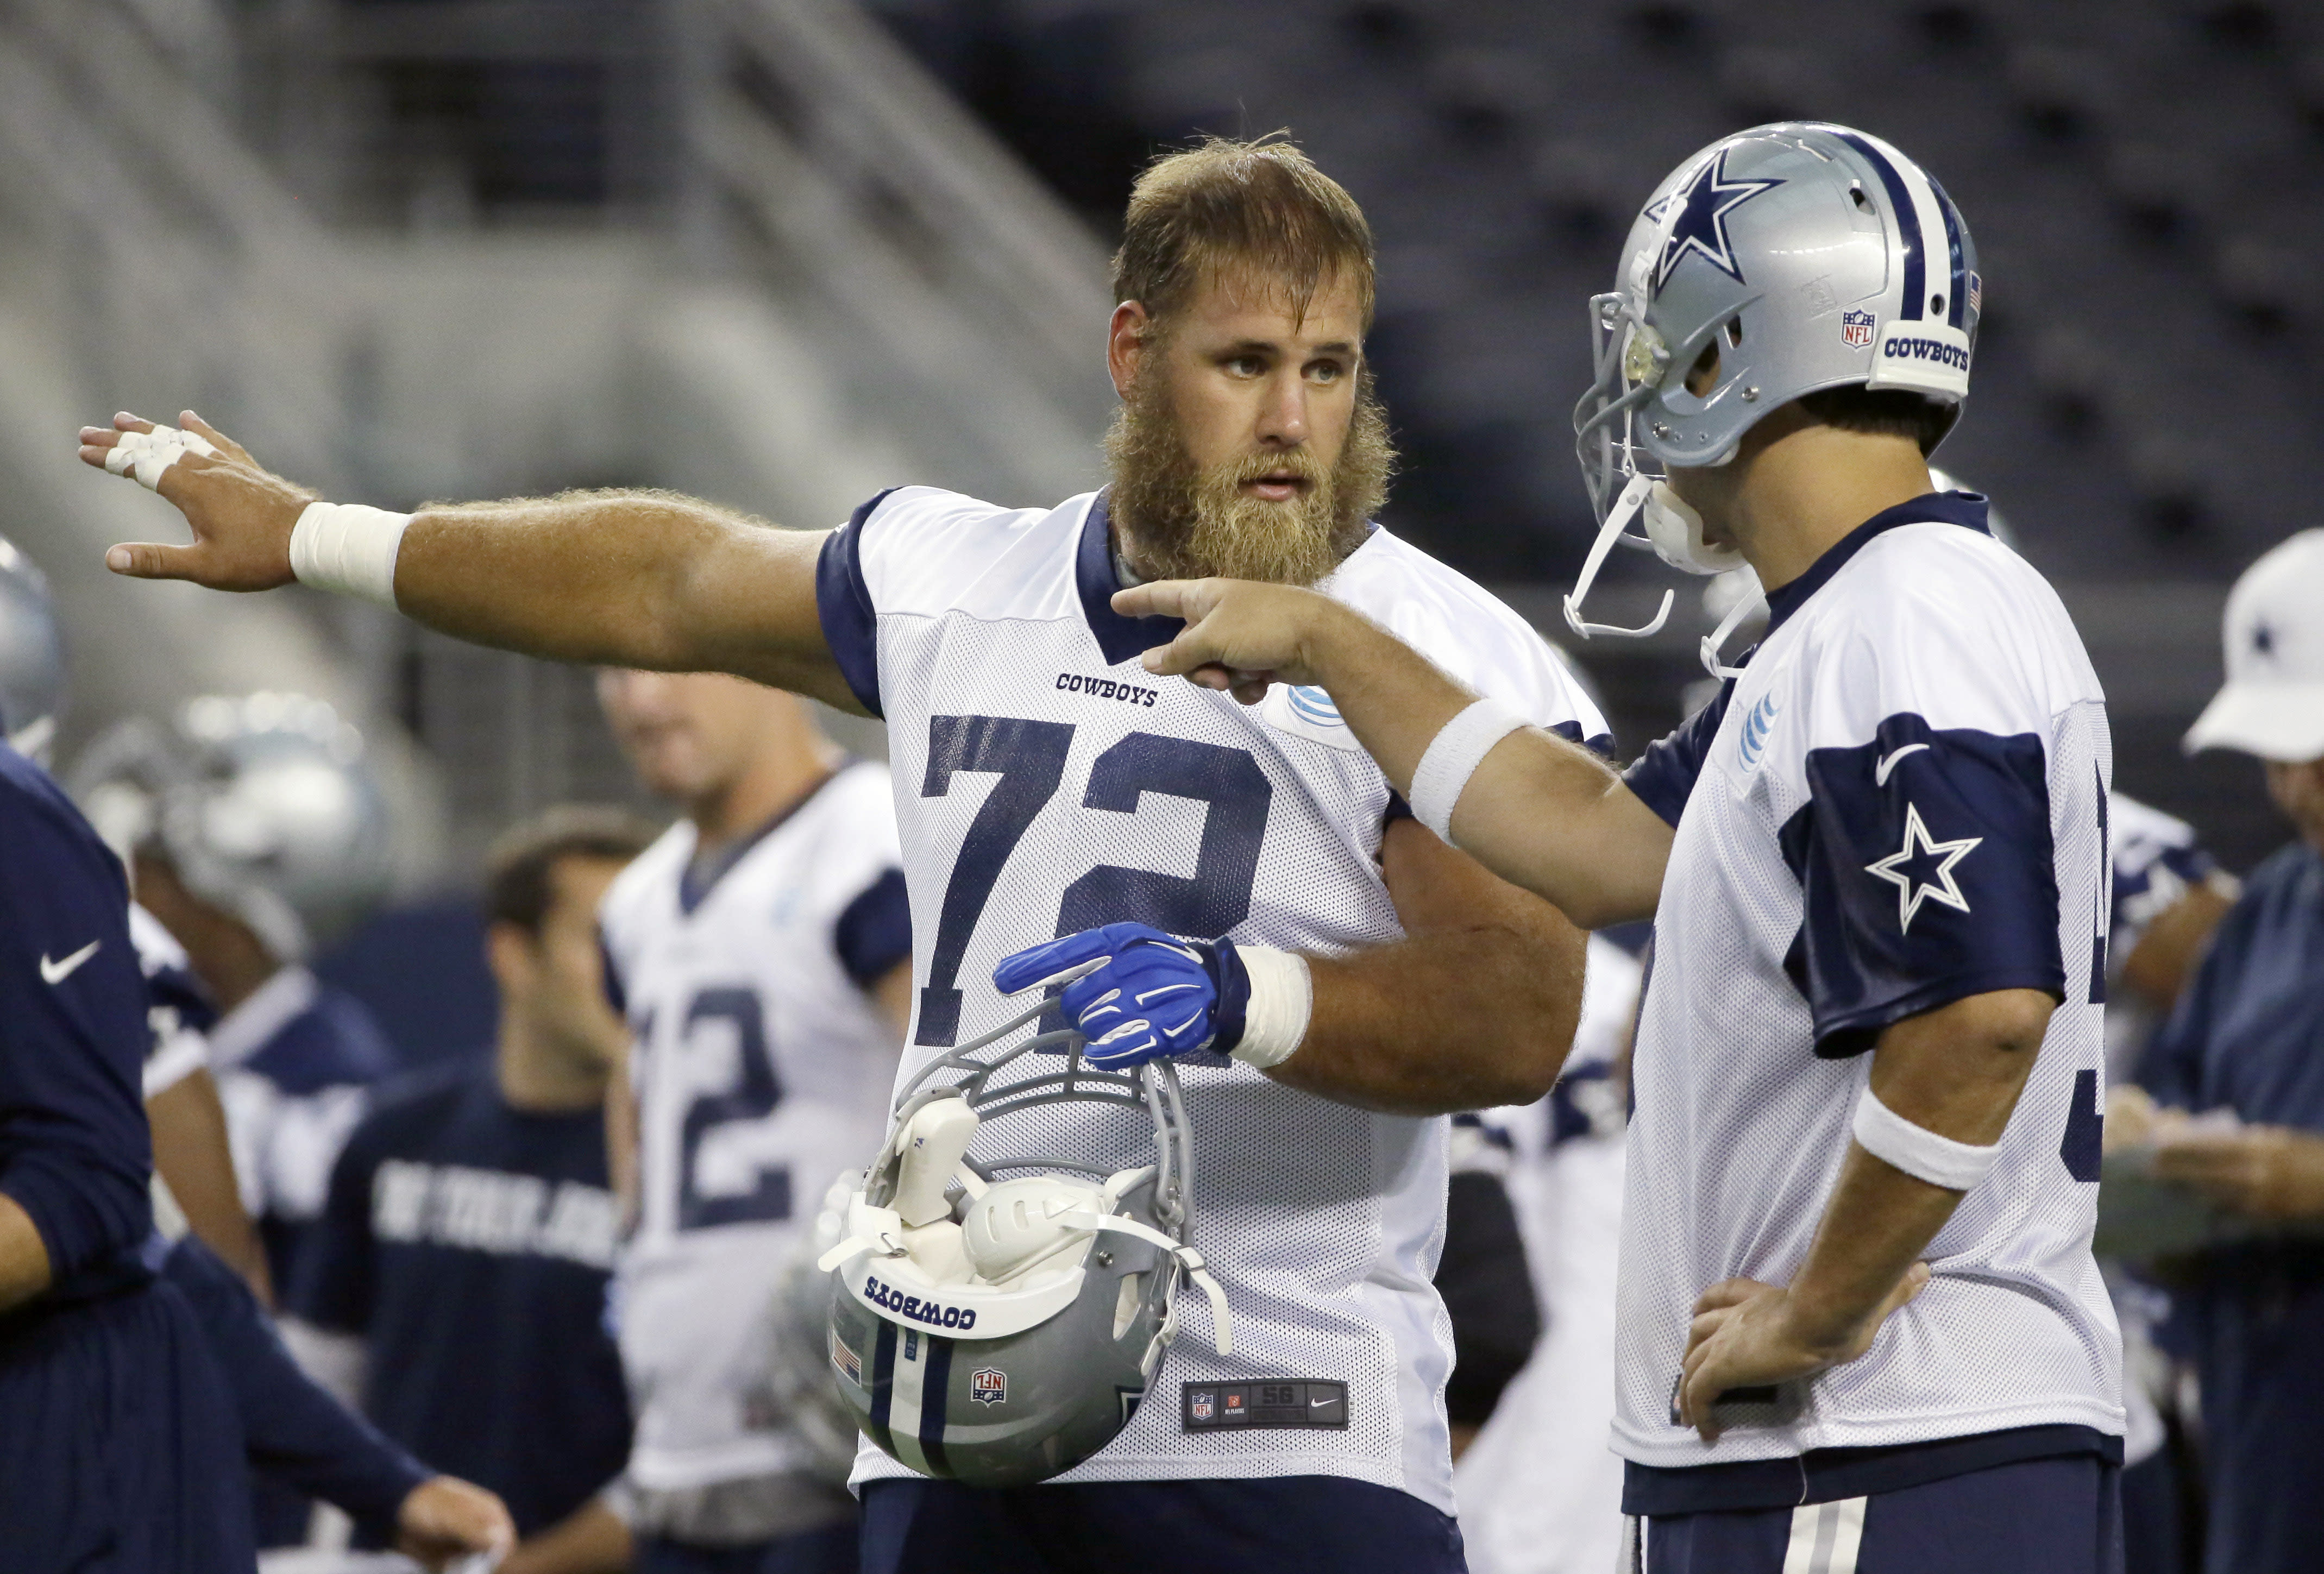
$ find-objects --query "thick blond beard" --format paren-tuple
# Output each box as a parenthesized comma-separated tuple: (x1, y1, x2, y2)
(1104, 366, 1395, 587)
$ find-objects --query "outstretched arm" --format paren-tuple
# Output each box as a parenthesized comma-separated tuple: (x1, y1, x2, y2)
(1116, 578, 1671, 928)
(79, 412, 860, 713)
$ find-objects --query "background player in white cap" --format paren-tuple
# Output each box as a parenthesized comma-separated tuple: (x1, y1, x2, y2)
(2112, 528, 2324, 1574)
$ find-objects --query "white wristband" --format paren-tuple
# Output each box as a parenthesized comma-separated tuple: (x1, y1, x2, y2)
(1409, 697, 1525, 843)
(288, 501, 411, 609)
(1851, 1085, 2000, 1192)
(1229, 946, 1311, 1071)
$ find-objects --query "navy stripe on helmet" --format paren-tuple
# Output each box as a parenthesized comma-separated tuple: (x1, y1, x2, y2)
(1833, 131, 1924, 322)
(1930, 175, 1968, 329)
(865, 1319, 898, 1457)
(919, 1334, 956, 1477)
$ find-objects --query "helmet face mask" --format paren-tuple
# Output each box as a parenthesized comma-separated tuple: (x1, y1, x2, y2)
(1565, 123, 1980, 669)
(818, 1000, 1229, 1488)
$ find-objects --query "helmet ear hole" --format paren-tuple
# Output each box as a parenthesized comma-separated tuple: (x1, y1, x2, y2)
(1685, 338, 1722, 396)
(1850, 182, 1873, 212)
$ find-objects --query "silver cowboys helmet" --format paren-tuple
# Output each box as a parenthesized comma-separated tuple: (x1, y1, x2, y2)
(816, 1000, 1230, 1488)
(71, 692, 395, 959)
(1566, 122, 1981, 675)
(0, 536, 67, 765)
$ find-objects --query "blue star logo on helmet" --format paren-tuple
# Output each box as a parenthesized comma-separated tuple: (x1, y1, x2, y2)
(1647, 149, 1785, 292)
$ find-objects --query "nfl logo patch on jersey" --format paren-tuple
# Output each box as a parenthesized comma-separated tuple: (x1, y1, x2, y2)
(971, 1367, 1008, 1406)
(1191, 1394, 1214, 1420)
(1841, 309, 1875, 349)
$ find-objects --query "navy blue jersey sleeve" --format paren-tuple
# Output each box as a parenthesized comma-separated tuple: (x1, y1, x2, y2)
(0, 758, 154, 1292)
(833, 866, 912, 989)
(1778, 713, 2064, 1057)
(288, 1113, 381, 1334)
(1624, 682, 1733, 829)
(813, 488, 899, 719)
(162, 1237, 428, 1529)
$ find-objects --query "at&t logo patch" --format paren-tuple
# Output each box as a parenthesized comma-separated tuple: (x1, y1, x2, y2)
(971, 1367, 1008, 1406)
(1737, 692, 1779, 771)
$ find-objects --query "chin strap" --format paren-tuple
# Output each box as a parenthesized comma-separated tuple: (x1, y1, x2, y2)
(1061, 1211, 1233, 1356)
(816, 1201, 908, 1272)
(1562, 474, 1673, 641)
(1698, 584, 1766, 681)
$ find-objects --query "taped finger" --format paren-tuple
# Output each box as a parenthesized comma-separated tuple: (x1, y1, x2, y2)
(101, 424, 218, 492)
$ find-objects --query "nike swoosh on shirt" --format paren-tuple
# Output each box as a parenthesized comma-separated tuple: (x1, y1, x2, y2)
(40, 940, 101, 985)
(1874, 744, 1930, 786)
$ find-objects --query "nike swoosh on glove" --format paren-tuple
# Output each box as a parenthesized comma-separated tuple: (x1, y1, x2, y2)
(991, 921, 1252, 1070)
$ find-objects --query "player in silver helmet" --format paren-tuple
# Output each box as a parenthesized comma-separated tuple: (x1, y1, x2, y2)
(72, 695, 402, 1352)
(1106, 122, 2125, 1573)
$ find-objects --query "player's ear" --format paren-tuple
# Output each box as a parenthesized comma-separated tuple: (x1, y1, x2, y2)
(1108, 300, 1155, 400)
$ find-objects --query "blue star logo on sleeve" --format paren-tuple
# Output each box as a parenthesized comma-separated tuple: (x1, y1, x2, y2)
(1650, 150, 1786, 292)
(1864, 803, 1983, 934)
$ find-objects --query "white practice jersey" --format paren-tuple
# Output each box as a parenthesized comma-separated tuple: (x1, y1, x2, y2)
(1613, 494, 2122, 1490)
(600, 760, 910, 1490)
(817, 486, 1607, 1512)
(1456, 934, 1640, 1574)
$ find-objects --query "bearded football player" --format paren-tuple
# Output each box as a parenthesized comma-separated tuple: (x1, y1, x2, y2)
(83, 136, 1607, 1574)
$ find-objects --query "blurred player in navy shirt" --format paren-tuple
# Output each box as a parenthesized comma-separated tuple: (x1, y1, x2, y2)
(0, 535, 255, 1570)
(2122, 531, 2324, 1574)
(292, 805, 655, 1572)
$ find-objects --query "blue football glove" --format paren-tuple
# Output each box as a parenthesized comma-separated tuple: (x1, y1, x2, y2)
(991, 921, 1253, 1070)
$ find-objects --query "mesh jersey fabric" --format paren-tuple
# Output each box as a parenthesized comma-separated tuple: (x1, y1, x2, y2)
(819, 486, 1609, 1514)
(1614, 499, 2123, 1475)
(598, 761, 909, 1491)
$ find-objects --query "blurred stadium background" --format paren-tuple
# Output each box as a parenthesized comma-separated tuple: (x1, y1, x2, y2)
(3, 0, 2315, 1059)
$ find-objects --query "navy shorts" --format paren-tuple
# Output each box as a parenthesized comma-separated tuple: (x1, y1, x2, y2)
(0, 1277, 255, 1574)
(1635, 1455, 2124, 1574)
(860, 1474, 1467, 1574)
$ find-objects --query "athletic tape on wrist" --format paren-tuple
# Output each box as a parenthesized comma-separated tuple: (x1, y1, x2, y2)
(1851, 1085, 2000, 1192)
(1229, 946, 1311, 1071)
(1409, 697, 1526, 843)
(288, 501, 412, 609)
(103, 424, 216, 491)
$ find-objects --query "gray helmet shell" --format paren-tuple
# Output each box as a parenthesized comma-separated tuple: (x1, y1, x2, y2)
(1575, 122, 1981, 526)
(70, 693, 394, 958)
(819, 1006, 1226, 1488)
(0, 537, 67, 763)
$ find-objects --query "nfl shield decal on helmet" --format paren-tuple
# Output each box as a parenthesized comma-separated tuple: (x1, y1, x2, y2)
(971, 1367, 1007, 1406)
(1842, 309, 1875, 349)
